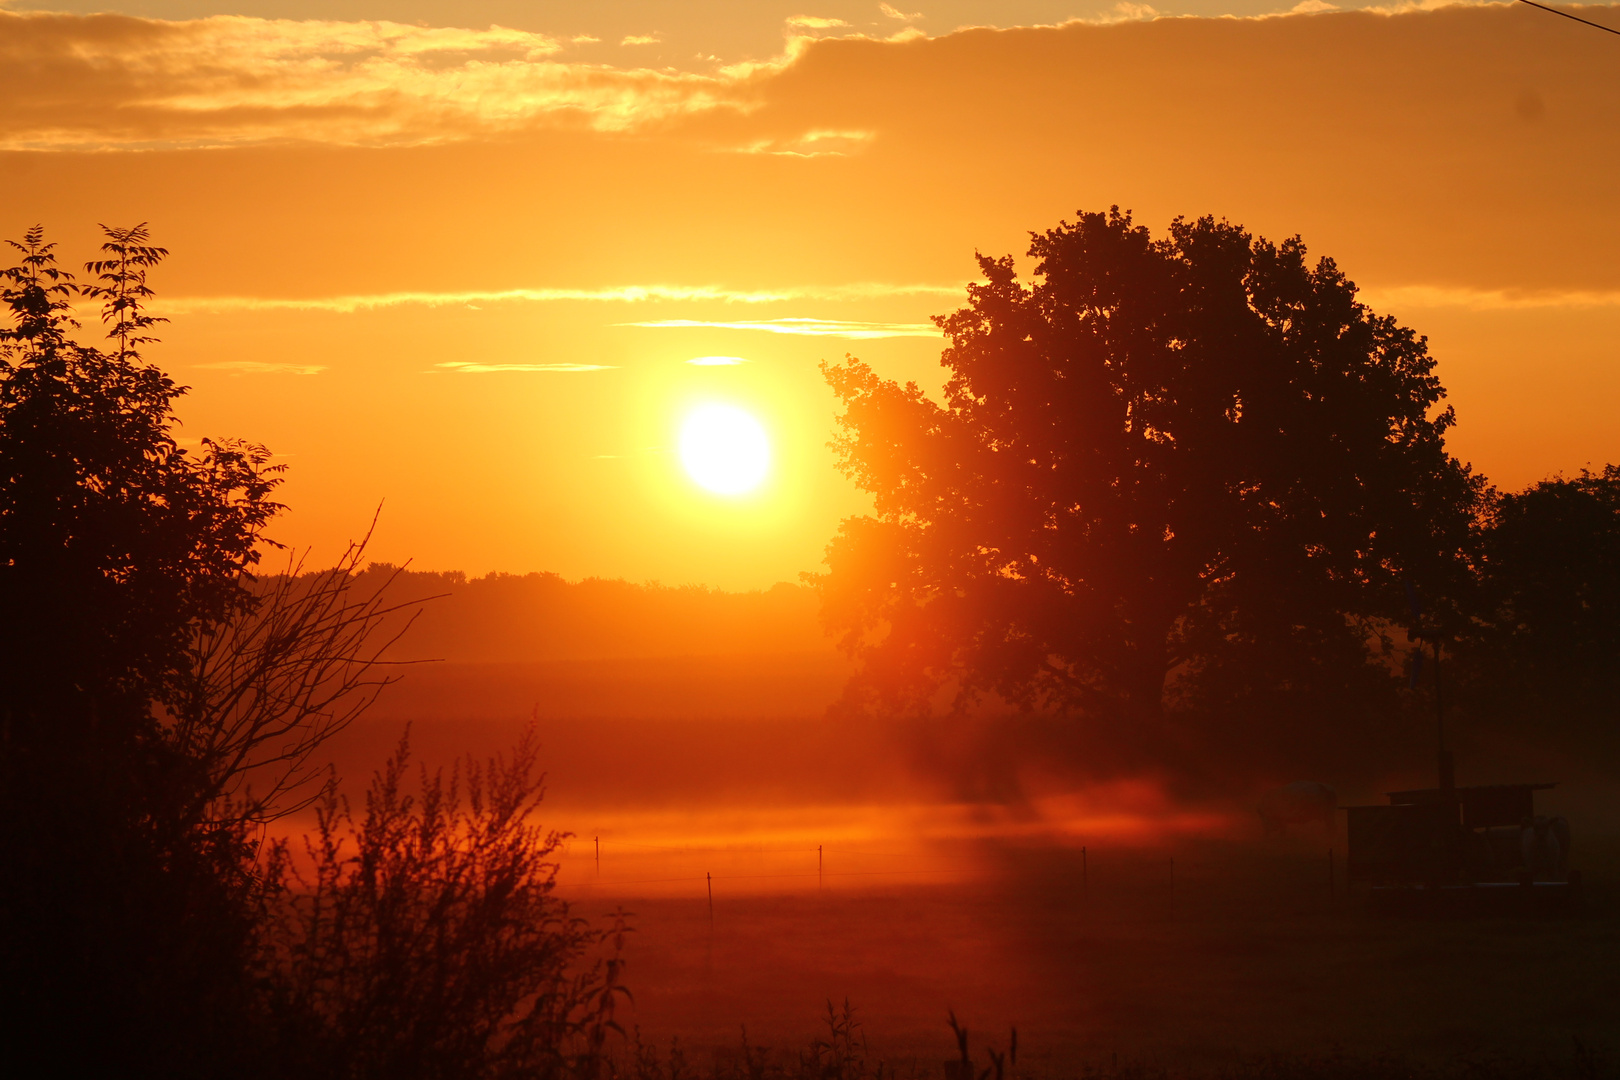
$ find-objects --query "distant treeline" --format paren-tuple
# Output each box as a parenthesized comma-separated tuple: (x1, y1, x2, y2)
(353, 568, 829, 663)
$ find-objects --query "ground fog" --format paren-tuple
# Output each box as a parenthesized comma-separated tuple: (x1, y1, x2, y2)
(300, 655, 1620, 1075)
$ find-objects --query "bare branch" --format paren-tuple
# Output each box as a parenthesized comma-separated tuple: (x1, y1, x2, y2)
(169, 517, 442, 833)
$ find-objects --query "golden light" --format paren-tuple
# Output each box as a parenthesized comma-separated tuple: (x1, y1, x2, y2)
(678, 403, 771, 495)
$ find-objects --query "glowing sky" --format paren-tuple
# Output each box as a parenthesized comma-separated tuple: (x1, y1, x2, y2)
(2, 1, 1617, 587)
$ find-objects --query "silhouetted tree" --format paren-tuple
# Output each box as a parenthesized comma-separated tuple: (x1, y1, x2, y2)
(1455, 465, 1620, 744)
(813, 209, 1484, 737)
(265, 729, 628, 1080)
(0, 225, 405, 1076)
(0, 225, 280, 1074)
(0, 222, 640, 1080)
(0, 224, 280, 732)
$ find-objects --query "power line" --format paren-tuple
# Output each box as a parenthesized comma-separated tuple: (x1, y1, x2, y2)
(1519, 0, 1620, 36)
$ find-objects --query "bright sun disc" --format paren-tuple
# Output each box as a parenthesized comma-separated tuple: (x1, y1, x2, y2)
(679, 404, 770, 495)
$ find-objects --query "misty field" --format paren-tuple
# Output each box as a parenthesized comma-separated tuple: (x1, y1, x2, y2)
(578, 856, 1620, 1073)
(303, 658, 1620, 1077)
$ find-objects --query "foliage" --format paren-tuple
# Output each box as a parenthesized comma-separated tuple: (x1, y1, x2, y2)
(813, 209, 1484, 728)
(266, 727, 629, 1080)
(0, 224, 413, 1076)
(0, 224, 292, 1075)
(0, 222, 629, 1080)
(0, 223, 281, 724)
(1455, 464, 1620, 741)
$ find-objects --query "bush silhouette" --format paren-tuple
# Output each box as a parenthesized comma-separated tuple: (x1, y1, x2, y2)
(265, 727, 628, 1080)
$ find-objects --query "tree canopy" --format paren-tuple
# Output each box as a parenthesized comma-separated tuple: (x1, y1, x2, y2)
(0, 225, 290, 1075)
(0, 224, 281, 727)
(814, 209, 1484, 726)
(1456, 464, 1620, 737)
(0, 225, 625, 1078)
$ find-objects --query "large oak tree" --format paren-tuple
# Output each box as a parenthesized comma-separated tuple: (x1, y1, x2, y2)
(814, 209, 1483, 727)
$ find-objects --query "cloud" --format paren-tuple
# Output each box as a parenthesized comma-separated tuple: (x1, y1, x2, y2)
(0, 11, 745, 149)
(1361, 284, 1620, 311)
(1360, 0, 1502, 13)
(624, 318, 940, 338)
(735, 128, 875, 156)
(1290, 0, 1339, 12)
(687, 356, 751, 365)
(620, 33, 660, 45)
(3, 5, 1554, 153)
(179, 281, 1620, 324)
(163, 282, 961, 314)
(1085, 2, 1160, 24)
(194, 360, 325, 375)
(434, 361, 617, 373)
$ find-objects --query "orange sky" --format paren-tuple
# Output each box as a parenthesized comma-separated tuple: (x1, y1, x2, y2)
(2, 2, 1617, 588)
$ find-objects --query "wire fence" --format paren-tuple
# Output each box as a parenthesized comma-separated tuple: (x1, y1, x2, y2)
(549, 833, 1348, 913)
(553, 839, 978, 891)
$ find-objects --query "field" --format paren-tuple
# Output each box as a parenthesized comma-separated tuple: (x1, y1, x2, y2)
(310, 658, 1620, 1077)
(574, 849, 1620, 1074)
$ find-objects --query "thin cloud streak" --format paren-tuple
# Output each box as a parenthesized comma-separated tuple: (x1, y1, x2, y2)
(734, 128, 876, 156)
(1362, 284, 1620, 311)
(435, 362, 617, 373)
(160, 282, 1620, 318)
(625, 317, 940, 338)
(163, 282, 961, 314)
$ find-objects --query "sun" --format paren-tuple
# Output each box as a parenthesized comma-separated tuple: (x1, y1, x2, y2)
(678, 403, 771, 496)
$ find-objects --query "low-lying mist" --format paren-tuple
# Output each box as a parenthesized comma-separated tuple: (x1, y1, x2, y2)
(264, 570, 1620, 1071)
(300, 566, 1620, 861)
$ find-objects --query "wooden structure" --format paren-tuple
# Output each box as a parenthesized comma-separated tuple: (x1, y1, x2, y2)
(1344, 780, 1555, 885)
(1343, 588, 1578, 911)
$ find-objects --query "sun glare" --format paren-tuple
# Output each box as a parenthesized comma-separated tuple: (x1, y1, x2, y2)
(679, 403, 770, 496)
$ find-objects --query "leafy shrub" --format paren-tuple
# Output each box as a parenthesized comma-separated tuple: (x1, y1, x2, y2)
(265, 727, 628, 1080)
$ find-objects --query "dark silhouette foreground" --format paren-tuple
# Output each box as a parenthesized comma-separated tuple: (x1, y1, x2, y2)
(0, 228, 622, 1079)
(265, 728, 627, 1080)
(0, 225, 287, 1074)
